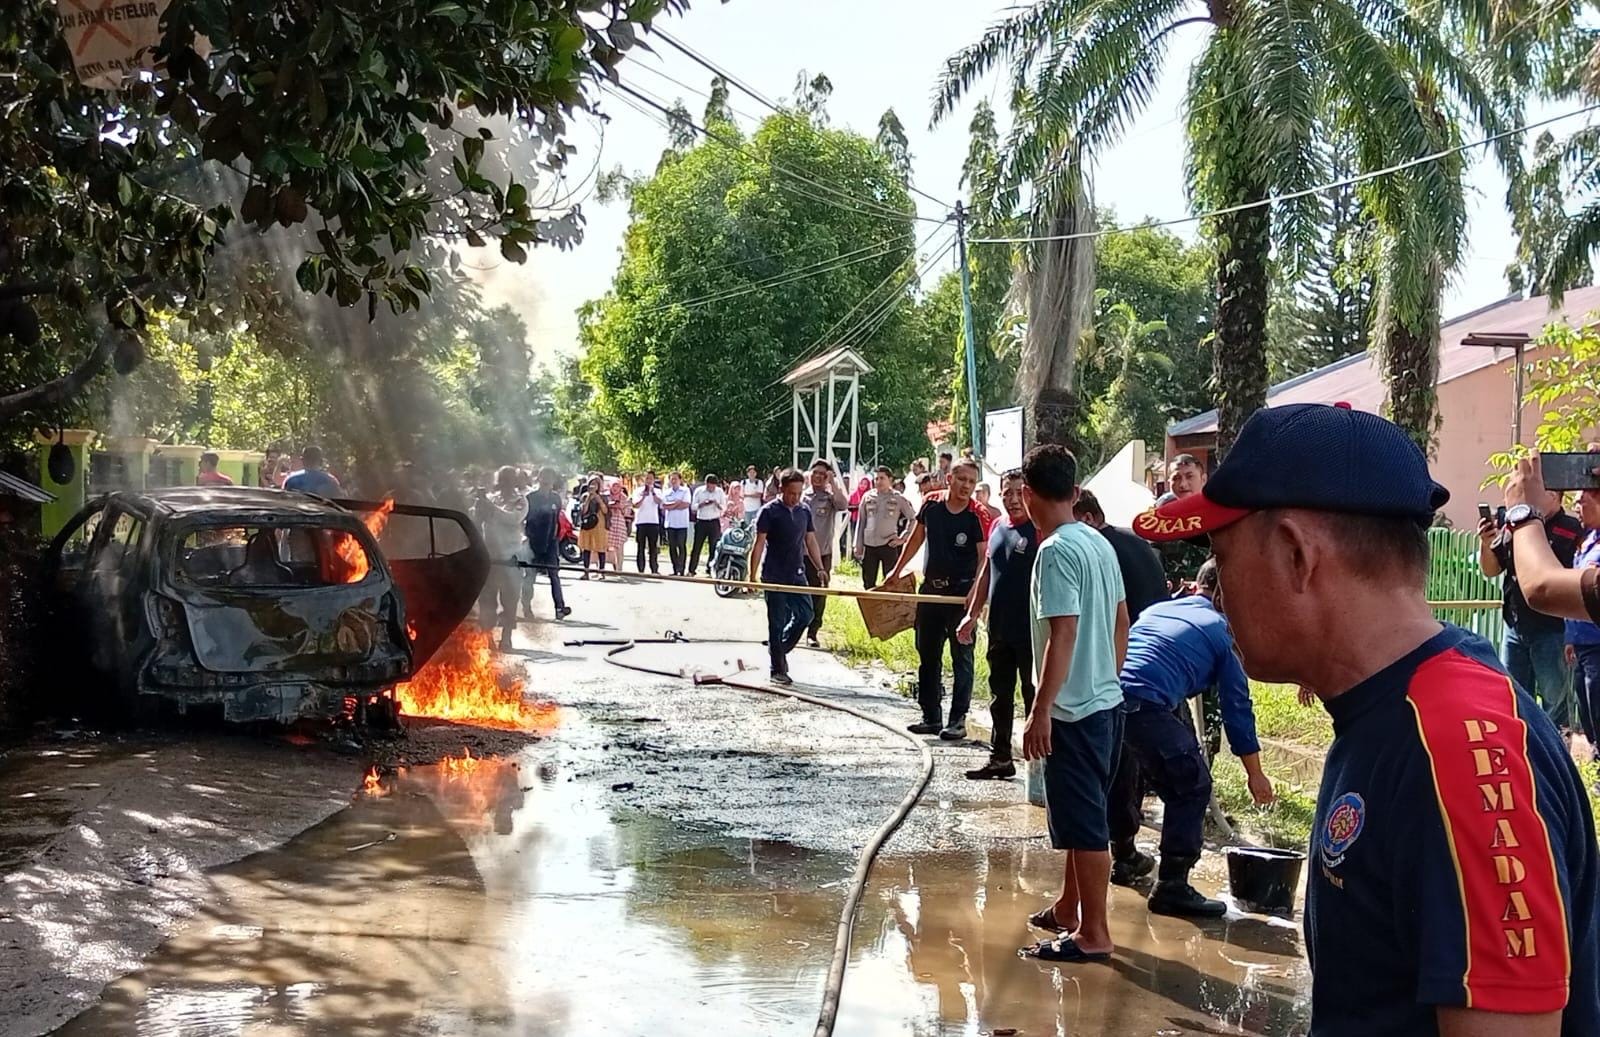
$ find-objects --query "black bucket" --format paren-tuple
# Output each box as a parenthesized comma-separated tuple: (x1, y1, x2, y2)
(1225, 845, 1306, 914)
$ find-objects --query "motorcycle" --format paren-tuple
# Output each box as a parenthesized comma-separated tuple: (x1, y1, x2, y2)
(557, 507, 579, 565)
(710, 518, 755, 597)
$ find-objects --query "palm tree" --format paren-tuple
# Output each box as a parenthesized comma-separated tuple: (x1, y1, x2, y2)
(1083, 297, 1174, 465)
(935, 0, 1517, 454)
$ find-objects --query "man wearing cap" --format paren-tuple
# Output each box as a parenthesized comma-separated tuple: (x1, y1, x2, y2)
(1136, 404, 1600, 1036)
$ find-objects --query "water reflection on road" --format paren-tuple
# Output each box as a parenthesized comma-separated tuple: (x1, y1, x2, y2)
(53, 740, 1309, 1037)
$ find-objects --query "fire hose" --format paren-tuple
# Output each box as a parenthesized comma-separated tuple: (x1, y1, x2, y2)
(564, 632, 935, 1037)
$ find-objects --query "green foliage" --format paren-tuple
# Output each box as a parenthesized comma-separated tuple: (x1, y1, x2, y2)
(935, 0, 1525, 456)
(1487, 320, 1600, 476)
(0, 0, 682, 422)
(1080, 297, 1172, 468)
(572, 103, 941, 474)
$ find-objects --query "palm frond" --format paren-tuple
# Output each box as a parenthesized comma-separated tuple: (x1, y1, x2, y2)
(1546, 197, 1600, 302)
(932, 1, 1081, 126)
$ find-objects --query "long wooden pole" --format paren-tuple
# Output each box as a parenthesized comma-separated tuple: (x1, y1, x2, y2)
(499, 561, 1500, 611)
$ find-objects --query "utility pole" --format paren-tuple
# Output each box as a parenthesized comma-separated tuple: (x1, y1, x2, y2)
(954, 201, 982, 455)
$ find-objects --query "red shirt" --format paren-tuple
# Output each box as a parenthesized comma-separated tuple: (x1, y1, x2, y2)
(197, 470, 234, 486)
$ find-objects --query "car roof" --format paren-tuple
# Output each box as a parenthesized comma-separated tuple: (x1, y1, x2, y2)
(103, 487, 356, 521)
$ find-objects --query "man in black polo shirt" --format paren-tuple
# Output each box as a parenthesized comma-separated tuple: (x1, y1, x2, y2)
(1479, 488, 1583, 731)
(1074, 489, 1171, 884)
(748, 468, 826, 687)
(956, 469, 1037, 778)
(1138, 404, 1600, 1037)
(890, 458, 983, 739)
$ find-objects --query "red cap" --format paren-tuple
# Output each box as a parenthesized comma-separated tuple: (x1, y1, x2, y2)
(1132, 491, 1253, 543)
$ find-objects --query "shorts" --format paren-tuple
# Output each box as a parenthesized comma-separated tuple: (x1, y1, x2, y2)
(1044, 706, 1125, 851)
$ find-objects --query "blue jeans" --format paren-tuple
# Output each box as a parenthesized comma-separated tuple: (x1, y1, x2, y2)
(1504, 625, 1574, 730)
(1574, 644, 1600, 747)
(766, 590, 814, 675)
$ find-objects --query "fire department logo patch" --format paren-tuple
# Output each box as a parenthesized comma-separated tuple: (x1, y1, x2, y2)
(1320, 791, 1365, 869)
(955, 533, 968, 546)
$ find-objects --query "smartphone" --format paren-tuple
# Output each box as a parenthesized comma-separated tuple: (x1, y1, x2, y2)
(1541, 452, 1600, 491)
(1496, 505, 1507, 527)
(1478, 502, 1492, 524)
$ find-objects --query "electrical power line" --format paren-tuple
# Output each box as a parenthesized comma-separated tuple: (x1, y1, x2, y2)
(605, 80, 943, 226)
(754, 230, 957, 423)
(631, 238, 909, 316)
(974, 99, 1600, 244)
(648, 27, 955, 211)
(773, 223, 956, 382)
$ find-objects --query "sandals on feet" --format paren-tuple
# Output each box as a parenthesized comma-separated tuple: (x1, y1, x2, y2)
(1028, 906, 1071, 933)
(1020, 936, 1111, 963)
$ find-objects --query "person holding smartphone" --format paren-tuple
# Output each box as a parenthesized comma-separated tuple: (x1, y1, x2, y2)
(1479, 485, 1584, 732)
(1503, 448, 1600, 628)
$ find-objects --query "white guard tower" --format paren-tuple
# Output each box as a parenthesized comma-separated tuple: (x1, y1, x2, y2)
(782, 346, 872, 474)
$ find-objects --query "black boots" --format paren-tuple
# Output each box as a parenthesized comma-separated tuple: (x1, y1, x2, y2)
(1146, 856, 1226, 918)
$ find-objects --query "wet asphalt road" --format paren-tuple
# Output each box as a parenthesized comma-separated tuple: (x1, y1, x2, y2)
(31, 569, 1312, 1036)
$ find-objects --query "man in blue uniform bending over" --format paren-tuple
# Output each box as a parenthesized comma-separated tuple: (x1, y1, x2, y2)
(1118, 558, 1275, 917)
(1137, 403, 1600, 1037)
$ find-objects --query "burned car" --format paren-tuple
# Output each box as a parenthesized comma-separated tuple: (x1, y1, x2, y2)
(45, 488, 488, 725)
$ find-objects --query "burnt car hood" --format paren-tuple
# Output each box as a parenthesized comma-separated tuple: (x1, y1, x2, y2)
(174, 584, 404, 674)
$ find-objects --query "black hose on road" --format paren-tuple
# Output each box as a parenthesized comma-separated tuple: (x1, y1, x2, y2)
(589, 637, 935, 1037)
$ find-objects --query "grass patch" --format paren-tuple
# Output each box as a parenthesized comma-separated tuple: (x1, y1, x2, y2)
(818, 566, 993, 700)
(1249, 681, 1334, 747)
(1213, 752, 1319, 849)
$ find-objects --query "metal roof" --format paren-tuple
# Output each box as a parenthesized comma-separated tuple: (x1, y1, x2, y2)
(781, 346, 873, 387)
(0, 470, 55, 503)
(1167, 286, 1600, 438)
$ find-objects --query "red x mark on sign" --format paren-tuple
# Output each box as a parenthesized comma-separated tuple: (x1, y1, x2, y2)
(63, 0, 135, 58)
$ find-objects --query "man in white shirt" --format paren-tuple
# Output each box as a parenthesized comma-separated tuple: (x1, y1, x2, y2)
(741, 465, 766, 519)
(661, 472, 693, 575)
(631, 470, 664, 574)
(689, 474, 729, 576)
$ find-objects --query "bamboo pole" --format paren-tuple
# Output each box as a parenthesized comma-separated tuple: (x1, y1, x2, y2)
(497, 560, 1502, 612)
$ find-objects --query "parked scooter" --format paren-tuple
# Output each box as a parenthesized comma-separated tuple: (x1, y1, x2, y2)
(710, 518, 756, 597)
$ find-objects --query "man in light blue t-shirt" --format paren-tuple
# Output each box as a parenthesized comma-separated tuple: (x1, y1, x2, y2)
(1018, 444, 1129, 965)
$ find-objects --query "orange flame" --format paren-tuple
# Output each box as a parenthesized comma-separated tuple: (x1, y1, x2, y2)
(361, 766, 389, 797)
(441, 747, 479, 777)
(334, 499, 395, 584)
(394, 623, 558, 732)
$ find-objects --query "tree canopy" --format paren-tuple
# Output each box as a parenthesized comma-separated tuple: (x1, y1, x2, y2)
(568, 99, 948, 474)
(0, 0, 684, 426)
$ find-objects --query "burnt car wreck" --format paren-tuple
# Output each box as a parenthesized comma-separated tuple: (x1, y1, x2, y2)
(46, 488, 488, 725)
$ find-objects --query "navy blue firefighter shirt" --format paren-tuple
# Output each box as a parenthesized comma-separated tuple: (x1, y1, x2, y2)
(1306, 624, 1600, 1035)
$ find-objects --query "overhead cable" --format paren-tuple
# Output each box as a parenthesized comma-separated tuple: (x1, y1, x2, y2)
(973, 100, 1600, 244)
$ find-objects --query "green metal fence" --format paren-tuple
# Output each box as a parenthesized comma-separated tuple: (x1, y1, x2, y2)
(1427, 526, 1504, 649)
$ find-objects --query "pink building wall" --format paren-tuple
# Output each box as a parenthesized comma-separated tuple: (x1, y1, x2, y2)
(1433, 347, 1566, 528)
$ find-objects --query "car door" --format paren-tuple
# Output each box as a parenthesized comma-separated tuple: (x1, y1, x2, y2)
(336, 499, 489, 673)
(81, 505, 147, 676)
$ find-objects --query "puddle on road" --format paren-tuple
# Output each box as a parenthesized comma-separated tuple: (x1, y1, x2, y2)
(52, 745, 1309, 1037)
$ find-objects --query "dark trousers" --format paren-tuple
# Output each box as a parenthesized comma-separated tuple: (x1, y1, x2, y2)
(860, 543, 899, 589)
(665, 527, 688, 574)
(1108, 749, 1145, 851)
(689, 518, 721, 574)
(478, 567, 516, 640)
(1121, 700, 1212, 875)
(522, 550, 566, 613)
(986, 636, 1034, 762)
(1575, 644, 1600, 746)
(766, 590, 814, 675)
(804, 556, 831, 638)
(634, 523, 661, 573)
(915, 600, 974, 726)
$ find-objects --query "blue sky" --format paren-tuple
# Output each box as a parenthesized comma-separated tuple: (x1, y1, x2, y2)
(471, 0, 1541, 368)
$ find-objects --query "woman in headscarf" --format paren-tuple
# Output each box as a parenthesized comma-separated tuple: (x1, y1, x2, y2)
(576, 475, 610, 579)
(606, 479, 631, 575)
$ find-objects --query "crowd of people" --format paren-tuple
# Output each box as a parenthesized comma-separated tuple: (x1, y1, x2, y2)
(229, 420, 1600, 1032)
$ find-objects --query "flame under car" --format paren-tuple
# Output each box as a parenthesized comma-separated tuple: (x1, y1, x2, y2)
(46, 488, 488, 725)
